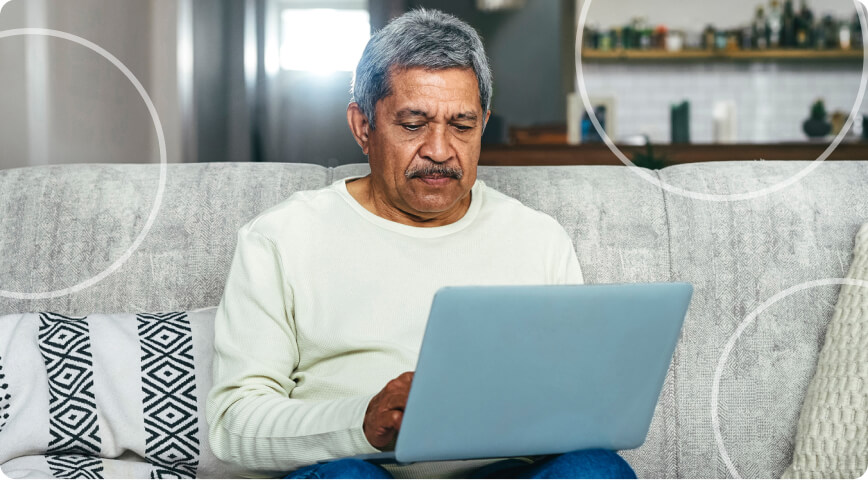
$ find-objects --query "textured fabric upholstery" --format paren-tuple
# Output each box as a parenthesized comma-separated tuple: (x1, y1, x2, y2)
(1, 160, 867, 478)
(0, 162, 327, 315)
(660, 161, 868, 478)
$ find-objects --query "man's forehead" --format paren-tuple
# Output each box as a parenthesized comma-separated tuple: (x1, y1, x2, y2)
(388, 65, 477, 84)
(383, 66, 482, 111)
(394, 67, 475, 87)
(394, 108, 479, 121)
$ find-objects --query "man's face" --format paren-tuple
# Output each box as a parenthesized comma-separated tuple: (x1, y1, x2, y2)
(361, 66, 487, 221)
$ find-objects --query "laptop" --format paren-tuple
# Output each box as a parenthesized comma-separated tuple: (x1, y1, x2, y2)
(330, 282, 693, 465)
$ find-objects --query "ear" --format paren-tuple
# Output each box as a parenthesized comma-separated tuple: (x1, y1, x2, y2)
(347, 102, 371, 155)
(484, 110, 491, 129)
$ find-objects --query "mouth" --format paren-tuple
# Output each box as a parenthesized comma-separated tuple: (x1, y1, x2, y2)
(415, 174, 454, 186)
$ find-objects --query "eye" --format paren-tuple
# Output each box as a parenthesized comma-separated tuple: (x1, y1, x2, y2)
(453, 125, 473, 132)
(402, 124, 424, 132)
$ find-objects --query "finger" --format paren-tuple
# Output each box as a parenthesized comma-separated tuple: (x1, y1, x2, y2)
(379, 390, 410, 411)
(385, 373, 413, 392)
(372, 407, 403, 434)
(372, 429, 396, 448)
(387, 375, 413, 392)
(375, 422, 396, 438)
(392, 410, 403, 427)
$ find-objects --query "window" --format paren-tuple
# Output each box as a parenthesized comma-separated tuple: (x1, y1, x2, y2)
(279, 1, 370, 73)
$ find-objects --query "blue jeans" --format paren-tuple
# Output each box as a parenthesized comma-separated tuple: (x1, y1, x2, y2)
(284, 449, 636, 479)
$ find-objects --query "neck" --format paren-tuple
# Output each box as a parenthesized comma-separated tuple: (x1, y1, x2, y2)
(346, 176, 472, 227)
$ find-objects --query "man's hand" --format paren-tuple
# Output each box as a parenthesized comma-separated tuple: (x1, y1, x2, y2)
(363, 371, 414, 450)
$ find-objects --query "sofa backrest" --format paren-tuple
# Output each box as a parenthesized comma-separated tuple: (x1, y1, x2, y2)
(1, 160, 866, 478)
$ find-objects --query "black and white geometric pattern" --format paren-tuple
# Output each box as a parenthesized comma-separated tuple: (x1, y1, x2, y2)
(41, 454, 105, 479)
(38, 312, 104, 479)
(137, 312, 199, 479)
(0, 354, 10, 433)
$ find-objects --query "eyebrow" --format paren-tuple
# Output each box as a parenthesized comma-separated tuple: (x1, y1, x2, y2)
(394, 109, 479, 122)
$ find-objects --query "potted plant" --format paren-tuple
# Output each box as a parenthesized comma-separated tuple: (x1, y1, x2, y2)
(803, 99, 832, 139)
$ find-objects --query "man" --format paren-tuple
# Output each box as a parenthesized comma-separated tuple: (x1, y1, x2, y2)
(207, 8, 635, 479)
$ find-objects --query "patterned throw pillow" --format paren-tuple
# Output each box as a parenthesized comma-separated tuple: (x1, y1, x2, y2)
(782, 223, 868, 479)
(0, 308, 244, 479)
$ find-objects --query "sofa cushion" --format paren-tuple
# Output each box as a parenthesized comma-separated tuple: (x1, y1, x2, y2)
(0, 162, 330, 317)
(3, 160, 867, 479)
(0, 308, 244, 479)
(782, 223, 868, 478)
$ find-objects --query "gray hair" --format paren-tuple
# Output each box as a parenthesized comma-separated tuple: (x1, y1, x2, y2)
(351, 8, 492, 130)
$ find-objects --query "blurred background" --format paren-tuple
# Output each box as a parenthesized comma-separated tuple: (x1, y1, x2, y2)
(0, 0, 866, 170)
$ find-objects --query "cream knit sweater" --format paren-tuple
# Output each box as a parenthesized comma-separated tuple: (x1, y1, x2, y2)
(206, 178, 583, 478)
(783, 223, 868, 479)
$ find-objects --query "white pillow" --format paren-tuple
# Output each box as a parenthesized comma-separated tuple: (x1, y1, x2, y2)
(782, 223, 868, 479)
(0, 308, 245, 479)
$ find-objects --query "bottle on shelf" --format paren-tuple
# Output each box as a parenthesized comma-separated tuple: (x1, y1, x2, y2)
(782, 0, 796, 48)
(840, 21, 851, 49)
(641, 27, 653, 50)
(703, 24, 717, 50)
(599, 30, 612, 51)
(852, 13, 862, 49)
(754, 6, 769, 49)
(637, 17, 652, 50)
(584, 25, 599, 50)
(684, 30, 703, 50)
(666, 30, 685, 52)
(741, 25, 754, 50)
(726, 30, 740, 51)
(768, 0, 783, 48)
(818, 15, 836, 49)
(715, 29, 728, 50)
(653, 25, 668, 49)
(622, 23, 635, 49)
(814, 17, 827, 49)
(797, 0, 814, 48)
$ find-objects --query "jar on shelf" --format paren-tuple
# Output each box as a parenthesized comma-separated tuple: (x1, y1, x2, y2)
(666, 30, 684, 52)
(653, 25, 668, 49)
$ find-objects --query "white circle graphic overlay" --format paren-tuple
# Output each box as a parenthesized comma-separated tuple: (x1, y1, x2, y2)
(711, 277, 868, 478)
(576, 0, 868, 202)
(0, 28, 167, 299)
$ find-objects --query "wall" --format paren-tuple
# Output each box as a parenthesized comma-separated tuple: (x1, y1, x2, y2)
(151, 0, 183, 168)
(411, 0, 568, 128)
(0, 0, 183, 170)
(0, 1, 31, 168)
(191, 0, 232, 163)
(274, 71, 366, 167)
(581, 61, 868, 144)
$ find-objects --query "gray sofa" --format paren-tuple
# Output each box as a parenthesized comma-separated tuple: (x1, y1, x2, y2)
(1, 160, 866, 478)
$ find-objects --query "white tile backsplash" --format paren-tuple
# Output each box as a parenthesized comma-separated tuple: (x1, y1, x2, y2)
(579, 61, 867, 143)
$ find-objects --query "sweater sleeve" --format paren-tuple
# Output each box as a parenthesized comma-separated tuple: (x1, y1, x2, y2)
(206, 224, 380, 475)
(553, 225, 584, 285)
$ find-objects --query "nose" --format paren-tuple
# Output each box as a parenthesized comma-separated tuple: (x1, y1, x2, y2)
(418, 124, 454, 164)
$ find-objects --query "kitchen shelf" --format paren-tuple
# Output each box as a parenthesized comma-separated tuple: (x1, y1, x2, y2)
(580, 48, 864, 62)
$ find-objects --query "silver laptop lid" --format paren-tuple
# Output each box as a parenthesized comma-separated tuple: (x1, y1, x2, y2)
(394, 282, 692, 463)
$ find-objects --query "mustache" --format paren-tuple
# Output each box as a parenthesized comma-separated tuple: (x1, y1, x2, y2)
(405, 164, 464, 180)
